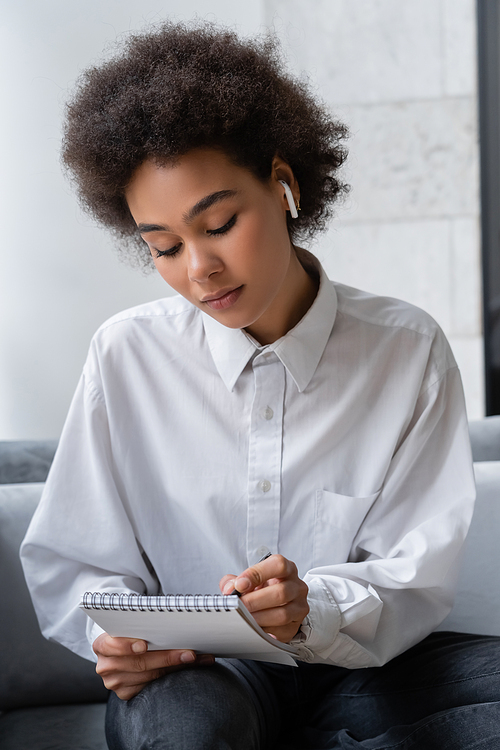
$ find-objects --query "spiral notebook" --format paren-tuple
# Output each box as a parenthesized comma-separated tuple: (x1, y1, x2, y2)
(80, 593, 299, 666)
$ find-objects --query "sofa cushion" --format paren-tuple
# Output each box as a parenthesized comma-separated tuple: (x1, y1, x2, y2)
(469, 416, 500, 462)
(436, 461, 500, 636)
(0, 441, 58, 484)
(0, 483, 108, 711)
(0, 703, 107, 750)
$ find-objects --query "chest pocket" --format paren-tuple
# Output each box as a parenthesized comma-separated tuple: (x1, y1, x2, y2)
(313, 489, 380, 567)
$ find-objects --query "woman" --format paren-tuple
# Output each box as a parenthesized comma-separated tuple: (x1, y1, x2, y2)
(21, 21, 500, 750)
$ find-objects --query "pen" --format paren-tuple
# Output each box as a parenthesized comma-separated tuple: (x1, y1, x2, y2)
(228, 550, 273, 597)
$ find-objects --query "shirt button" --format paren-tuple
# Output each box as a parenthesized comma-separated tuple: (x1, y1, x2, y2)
(259, 479, 271, 493)
(261, 406, 274, 420)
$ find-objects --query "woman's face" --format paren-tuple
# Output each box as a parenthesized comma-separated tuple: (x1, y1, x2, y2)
(125, 148, 313, 344)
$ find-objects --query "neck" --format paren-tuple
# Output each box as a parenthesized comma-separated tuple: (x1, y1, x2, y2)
(244, 247, 319, 345)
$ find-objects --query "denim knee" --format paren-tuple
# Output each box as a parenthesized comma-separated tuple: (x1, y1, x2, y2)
(105, 664, 262, 750)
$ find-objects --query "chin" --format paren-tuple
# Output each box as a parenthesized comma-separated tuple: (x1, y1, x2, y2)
(206, 307, 259, 332)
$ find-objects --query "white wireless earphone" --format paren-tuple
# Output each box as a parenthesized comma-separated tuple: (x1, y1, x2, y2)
(279, 180, 299, 219)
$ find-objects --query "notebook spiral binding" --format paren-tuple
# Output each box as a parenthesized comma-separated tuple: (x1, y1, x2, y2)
(81, 592, 236, 612)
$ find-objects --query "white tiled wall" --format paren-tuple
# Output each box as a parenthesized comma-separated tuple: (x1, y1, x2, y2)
(267, 0, 484, 417)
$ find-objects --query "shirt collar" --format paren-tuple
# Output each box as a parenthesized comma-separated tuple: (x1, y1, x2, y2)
(202, 261, 338, 393)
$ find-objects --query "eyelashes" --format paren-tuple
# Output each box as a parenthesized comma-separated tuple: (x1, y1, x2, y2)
(207, 213, 236, 236)
(154, 243, 182, 259)
(153, 214, 237, 259)
(152, 244, 181, 258)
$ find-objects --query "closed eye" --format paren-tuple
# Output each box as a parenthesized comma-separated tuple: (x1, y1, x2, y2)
(152, 214, 237, 260)
(207, 214, 237, 236)
(153, 243, 182, 259)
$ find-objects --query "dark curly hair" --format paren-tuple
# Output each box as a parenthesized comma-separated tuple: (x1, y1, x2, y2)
(62, 21, 348, 267)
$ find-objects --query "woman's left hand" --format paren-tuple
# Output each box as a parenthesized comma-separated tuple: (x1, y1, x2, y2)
(219, 554, 309, 643)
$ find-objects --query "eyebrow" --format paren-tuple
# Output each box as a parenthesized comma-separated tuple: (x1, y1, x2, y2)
(137, 189, 238, 234)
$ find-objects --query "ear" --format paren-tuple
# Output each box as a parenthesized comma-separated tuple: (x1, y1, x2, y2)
(271, 155, 300, 215)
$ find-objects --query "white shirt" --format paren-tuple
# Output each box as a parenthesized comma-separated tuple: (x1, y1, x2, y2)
(21, 263, 476, 668)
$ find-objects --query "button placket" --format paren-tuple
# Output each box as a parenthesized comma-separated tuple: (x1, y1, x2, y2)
(246, 352, 285, 565)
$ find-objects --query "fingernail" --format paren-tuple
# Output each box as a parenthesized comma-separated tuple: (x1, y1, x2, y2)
(223, 582, 235, 595)
(180, 651, 196, 663)
(131, 641, 147, 653)
(235, 576, 251, 592)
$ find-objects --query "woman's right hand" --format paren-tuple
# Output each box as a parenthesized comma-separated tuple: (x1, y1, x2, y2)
(93, 633, 215, 700)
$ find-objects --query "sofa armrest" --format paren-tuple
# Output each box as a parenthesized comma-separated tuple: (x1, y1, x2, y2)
(0, 482, 108, 711)
(435, 461, 500, 636)
(469, 416, 500, 462)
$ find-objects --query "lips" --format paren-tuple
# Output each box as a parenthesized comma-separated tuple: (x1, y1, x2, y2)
(202, 286, 243, 311)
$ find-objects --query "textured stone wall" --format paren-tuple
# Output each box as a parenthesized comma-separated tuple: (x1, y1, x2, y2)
(267, 0, 483, 417)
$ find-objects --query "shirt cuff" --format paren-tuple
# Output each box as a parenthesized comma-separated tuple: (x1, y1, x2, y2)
(86, 620, 106, 662)
(289, 577, 341, 660)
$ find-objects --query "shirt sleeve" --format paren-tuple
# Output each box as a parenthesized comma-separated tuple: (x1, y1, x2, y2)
(297, 358, 476, 668)
(20, 354, 160, 663)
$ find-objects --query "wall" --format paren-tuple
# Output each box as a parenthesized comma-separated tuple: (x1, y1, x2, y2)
(0, 0, 483, 439)
(0, 0, 264, 439)
(267, 0, 483, 418)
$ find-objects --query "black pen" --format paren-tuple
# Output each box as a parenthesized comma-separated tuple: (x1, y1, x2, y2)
(228, 550, 273, 597)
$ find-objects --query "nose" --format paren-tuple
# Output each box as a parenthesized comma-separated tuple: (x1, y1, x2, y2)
(186, 243, 224, 283)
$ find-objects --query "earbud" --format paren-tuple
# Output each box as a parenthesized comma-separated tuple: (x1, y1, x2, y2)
(279, 180, 299, 219)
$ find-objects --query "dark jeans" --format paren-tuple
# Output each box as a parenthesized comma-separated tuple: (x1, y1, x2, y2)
(106, 632, 500, 749)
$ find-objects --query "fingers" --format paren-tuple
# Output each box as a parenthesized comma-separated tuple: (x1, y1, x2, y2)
(95, 644, 197, 689)
(252, 598, 308, 643)
(244, 578, 309, 632)
(93, 633, 149, 657)
(219, 574, 237, 593)
(219, 555, 309, 643)
(99, 656, 214, 701)
(93, 635, 203, 667)
(248, 596, 307, 628)
(93, 634, 215, 700)
(223, 555, 296, 595)
(243, 577, 308, 612)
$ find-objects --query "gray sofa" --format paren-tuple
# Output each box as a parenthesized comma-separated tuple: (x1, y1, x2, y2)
(0, 443, 108, 750)
(1, 420, 499, 750)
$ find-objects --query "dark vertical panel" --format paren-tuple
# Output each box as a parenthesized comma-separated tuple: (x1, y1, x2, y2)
(477, 0, 500, 414)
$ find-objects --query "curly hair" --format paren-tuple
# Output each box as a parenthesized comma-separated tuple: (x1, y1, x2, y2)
(62, 21, 348, 267)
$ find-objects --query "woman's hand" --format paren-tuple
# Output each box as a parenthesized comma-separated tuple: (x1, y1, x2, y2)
(219, 554, 309, 643)
(93, 634, 214, 700)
